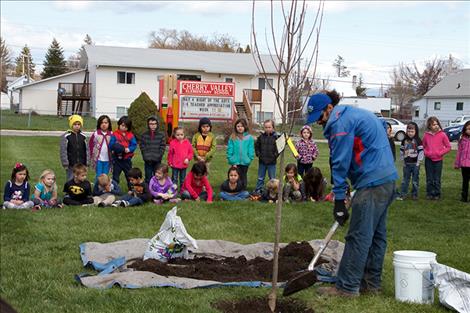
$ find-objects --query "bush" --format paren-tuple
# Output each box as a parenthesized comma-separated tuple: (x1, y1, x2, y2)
(127, 92, 164, 142)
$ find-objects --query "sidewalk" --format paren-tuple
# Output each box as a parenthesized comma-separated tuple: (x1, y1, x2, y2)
(0, 129, 458, 150)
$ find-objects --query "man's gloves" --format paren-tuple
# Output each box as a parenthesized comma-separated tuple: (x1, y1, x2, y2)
(334, 200, 349, 226)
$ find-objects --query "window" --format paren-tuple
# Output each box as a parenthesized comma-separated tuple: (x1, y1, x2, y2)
(456, 102, 464, 111)
(224, 77, 233, 83)
(177, 74, 201, 81)
(415, 110, 419, 118)
(116, 106, 127, 119)
(259, 78, 273, 90)
(434, 102, 441, 110)
(117, 71, 135, 84)
(256, 111, 273, 123)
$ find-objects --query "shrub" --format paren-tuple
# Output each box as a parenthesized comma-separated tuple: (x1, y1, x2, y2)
(127, 92, 164, 141)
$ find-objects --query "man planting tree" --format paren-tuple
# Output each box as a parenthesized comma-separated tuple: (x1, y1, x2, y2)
(307, 89, 398, 297)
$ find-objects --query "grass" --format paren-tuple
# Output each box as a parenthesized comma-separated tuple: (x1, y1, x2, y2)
(1, 136, 469, 313)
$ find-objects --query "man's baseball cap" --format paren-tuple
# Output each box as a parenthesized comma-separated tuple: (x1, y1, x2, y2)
(306, 93, 332, 124)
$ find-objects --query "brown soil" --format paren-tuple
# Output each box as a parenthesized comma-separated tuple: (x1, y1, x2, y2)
(129, 241, 327, 282)
(212, 297, 314, 313)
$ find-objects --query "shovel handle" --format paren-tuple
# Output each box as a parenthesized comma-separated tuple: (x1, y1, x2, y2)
(307, 221, 339, 271)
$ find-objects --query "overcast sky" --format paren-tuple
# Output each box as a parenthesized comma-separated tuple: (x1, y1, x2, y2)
(2, 1, 469, 87)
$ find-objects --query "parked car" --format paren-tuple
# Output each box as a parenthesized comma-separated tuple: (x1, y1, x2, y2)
(449, 115, 470, 127)
(381, 117, 407, 141)
(443, 124, 463, 142)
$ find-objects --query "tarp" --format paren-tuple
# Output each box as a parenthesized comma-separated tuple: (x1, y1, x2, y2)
(76, 238, 344, 290)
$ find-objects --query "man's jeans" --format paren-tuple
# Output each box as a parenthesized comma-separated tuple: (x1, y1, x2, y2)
(255, 162, 276, 192)
(336, 181, 395, 294)
(220, 191, 250, 201)
(400, 164, 420, 197)
(425, 158, 443, 198)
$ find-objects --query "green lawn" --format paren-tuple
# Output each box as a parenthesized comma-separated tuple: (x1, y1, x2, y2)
(1, 136, 469, 313)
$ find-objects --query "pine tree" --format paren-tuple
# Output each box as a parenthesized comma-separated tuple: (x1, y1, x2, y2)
(41, 38, 67, 79)
(1, 37, 13, 92)
(244, 44, 251, 53)
(15, 45, 35, 77)
(78, 34, 93, 68)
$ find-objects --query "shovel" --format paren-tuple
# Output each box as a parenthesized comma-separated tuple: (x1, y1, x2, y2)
(283, 221, 340, 296)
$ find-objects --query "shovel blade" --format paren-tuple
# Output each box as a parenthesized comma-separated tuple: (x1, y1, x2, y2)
(283, 270, 318, 297)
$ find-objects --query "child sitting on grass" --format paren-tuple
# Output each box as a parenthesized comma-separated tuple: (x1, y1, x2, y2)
(181, 161, 213, 203)
(32, 169, 62, 210)
(303, 167, 327, 202)
(262, 178, 280, 203)
(282, 163, 304, 203)
(93, 174, 122, 207)
(112, 168, 150, 207)
(220, 166, 250, 201)
(3, 163, 34, 210)
(63, 164, 94, 206)
(149, 164, 178, 204)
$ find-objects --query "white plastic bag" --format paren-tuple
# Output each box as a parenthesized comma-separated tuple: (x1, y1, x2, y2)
(431, 263, 470, 313)
(143, 206, 198, 261)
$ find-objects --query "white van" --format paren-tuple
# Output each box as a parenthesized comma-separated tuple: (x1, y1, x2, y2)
(449, 115, 470, 127)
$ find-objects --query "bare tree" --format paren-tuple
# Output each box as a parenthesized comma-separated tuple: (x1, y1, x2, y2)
(332, 55, 350, 77)
(1, 37, 13, 92)
(251, 0, 325, 311)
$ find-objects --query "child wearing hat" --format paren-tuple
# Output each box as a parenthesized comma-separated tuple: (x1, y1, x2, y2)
(60, 114, 89, 181)
(192, 117, 216, 170)
(295, 125, 319, 177)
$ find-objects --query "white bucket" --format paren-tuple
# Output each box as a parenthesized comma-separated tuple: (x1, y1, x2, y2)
(393, 250, 436, 304)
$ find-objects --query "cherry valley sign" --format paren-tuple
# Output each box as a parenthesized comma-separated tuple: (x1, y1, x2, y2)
(179, 81, 235, 120)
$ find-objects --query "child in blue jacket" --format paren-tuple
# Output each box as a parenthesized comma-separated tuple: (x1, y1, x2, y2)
(227, 118, 255, 188)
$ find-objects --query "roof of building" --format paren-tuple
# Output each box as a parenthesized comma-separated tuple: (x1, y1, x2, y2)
(85, 45, 280, 75)
(7, 75, 34, 90)
(424, 69, 470, 98)
(12, 70, 86, 90)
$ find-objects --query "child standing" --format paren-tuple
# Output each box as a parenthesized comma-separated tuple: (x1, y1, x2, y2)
(422, 116, 451, 200)
(89, 115, 113, 179)
(397, 122, 424, 200)
(63, 164, 94, 206)
(149, 164, 178, 204)
(192, 117, 216, 169)
(110, 116, 137, 190)
(303, 167, 327, 202)
(2, 163, 34, 209)
(455, 121, 470, 202)
(60, 114, 88, 181)
(32, 169, 62, 210)
(254, 119, 279, 193)
(386, 122, 397, 161)
(181, 161, 213, 203)
(93, 174, 122, 207)
(227, 118, 255, 188)
(112, 168, 150, 207)
(168, 127, 193, 188)
(282, 163, 304, 202)
(295, 125, 319, 176)
(139, 116, 166, 184)
(220, 166, 250, 201)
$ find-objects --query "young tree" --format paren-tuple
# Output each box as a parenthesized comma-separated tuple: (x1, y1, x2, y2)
(332, 55, 350, 77)
(355, 74, 367, 96)
(251, 0, 325, 310)
(41, 38, 68, 79)
(15, 45, 35, 77)
(78, 34, 93, 68)
(1, 37, 13, 92)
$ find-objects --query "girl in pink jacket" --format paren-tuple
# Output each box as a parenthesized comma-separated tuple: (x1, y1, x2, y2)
(168, 127, 194, 189)
(455, 121, 470, 202)
(422, 117, 451, 200)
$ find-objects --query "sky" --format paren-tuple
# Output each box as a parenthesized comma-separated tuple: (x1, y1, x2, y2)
(1, 1, 469, 88)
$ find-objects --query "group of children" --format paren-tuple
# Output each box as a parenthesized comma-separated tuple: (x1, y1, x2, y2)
(3, 114, 469, 210)
(394, 118, 470, 202)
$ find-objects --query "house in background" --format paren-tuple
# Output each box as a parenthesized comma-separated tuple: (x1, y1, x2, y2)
(413, 69, 470, 126)
(6, 75, 34, 110)
(14, 45, 284, 123)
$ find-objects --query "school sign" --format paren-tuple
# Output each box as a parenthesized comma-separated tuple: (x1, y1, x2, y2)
(178, 81, 235, 121)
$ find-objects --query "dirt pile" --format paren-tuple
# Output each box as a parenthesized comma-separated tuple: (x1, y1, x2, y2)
(212, 297, 314, 313)
(129, 241, 327, 282)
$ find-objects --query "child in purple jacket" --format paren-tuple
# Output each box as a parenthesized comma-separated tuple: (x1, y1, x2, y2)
(149, 164, 179, 204)
(295, 125, 319, 176)
(455, 121, 470, 202)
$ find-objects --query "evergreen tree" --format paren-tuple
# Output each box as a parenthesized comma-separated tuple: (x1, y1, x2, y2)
(41, 38, 67, 79)
(78, 34, 93, 68)
(244, 44, 251, 53)
(15, 44, 35, 77)
(1, 37, 13, 92)
(332, 55, 350, 77)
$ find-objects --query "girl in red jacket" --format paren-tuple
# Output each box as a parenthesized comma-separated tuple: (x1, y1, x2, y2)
(422, 116, 451, 200)
(168, 127, 193, 189)
(454, 121, 470, 202)
(181, 161, 213, 203)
